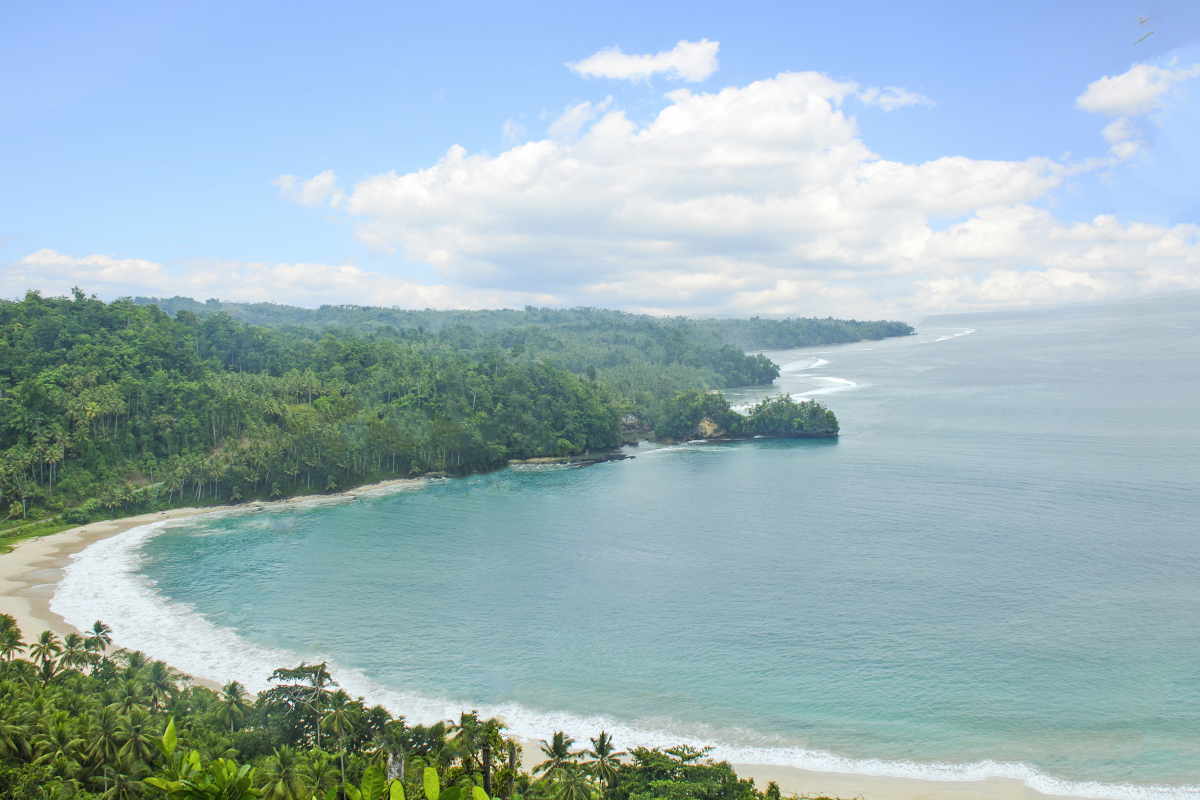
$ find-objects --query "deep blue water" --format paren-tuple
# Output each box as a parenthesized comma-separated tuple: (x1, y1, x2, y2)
(111, 297, 1200, 793)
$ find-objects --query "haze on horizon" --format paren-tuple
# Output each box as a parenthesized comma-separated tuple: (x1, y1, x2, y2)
(3, 1, 1200, 320)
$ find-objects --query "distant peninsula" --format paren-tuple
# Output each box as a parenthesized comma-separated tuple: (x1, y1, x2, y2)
(1, 291, 908, 535)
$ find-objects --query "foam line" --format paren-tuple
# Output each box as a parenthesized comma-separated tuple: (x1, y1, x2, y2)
(50, 519, 1200, 800)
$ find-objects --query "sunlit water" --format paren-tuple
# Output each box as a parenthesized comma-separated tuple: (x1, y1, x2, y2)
(54, 296, 1200, 799)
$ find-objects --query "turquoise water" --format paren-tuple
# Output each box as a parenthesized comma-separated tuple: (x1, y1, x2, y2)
(57, 296, 1200, 797)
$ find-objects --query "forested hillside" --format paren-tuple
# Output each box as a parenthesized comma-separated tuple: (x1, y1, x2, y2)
(1, 290, 905, 527)
(136, 297, 912, 350)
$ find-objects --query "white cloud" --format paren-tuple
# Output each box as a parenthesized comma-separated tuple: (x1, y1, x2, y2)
(547, 97, 612, 141)
(858, 86, 935, 111)
(501, 119, 526, 146)
(568, 39, 719, 83)
(264, 70, 1200, 318)
(6, 249, 556, 309)
(1101, 117, 1143, 159)
(273, 170, 344, 208)
(1076, 62, 1200, 116)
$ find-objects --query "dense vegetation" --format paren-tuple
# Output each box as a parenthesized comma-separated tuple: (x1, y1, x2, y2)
(135, 297, 912, 350)
(653, 393, 839, 442)
(0, 615, 795, 800)
(1, 290, 905, 528)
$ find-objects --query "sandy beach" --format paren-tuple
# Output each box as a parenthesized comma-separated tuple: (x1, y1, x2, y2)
(0, 485, 1113, 800)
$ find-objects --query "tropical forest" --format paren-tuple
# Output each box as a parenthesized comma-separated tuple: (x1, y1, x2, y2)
(0, 289, 911, 535)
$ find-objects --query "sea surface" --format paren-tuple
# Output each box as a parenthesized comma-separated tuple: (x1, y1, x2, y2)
(54, 296, 1200, 800)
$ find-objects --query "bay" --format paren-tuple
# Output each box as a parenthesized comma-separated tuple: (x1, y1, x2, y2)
(85, 295, 1200, 793)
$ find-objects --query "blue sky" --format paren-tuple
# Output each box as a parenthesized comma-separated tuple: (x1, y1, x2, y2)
(3, 0, 1199, 318)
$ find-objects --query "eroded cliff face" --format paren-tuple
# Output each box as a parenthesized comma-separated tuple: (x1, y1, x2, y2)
(693, 417, 724, 439)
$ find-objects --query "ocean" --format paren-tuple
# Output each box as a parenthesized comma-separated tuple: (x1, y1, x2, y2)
(53, 295, 1200, 799)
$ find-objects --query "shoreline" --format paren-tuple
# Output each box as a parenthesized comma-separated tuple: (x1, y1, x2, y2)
(0, 478, 1124, 800)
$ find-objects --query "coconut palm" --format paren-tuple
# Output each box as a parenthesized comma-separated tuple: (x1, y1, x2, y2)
(30, 629, 64, 669)
(111, 677, 149, 714)
(60, 632, 90, 672)
(217, 680, 251, 733)
(116, 707, 157, 764)
(304, 754, 339, 798)
(320, 689, 360, 792)
(87, 707, 123, 794)
(194, 728, 238, 762)
(261, 745, 310, 800)
(0, 627, 24, 663)
(582, 731, 623, 787)
(33, 714, 85, 768)
(95, 754, 149, 800)
(535, 731, 577, 779)
(0, 702, 35, 761)
(30, 630, 64, 685)
(550, 762, 597, 800)
(143, 660, 178, 713)
(85, 620, 113, 660)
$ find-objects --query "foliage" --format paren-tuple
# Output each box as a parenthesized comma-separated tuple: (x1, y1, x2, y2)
(2, 291, 900, 523)
(0, 612, 827, 800)
(653, 392, 838, 440)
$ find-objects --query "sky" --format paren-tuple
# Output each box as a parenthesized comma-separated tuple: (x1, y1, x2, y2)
(2, 0, 1200, 320)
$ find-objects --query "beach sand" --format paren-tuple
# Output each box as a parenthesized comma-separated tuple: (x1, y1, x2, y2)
(1, 485, 1114, 800)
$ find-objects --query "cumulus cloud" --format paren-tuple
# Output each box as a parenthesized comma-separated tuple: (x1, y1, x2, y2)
(1076, 61, 1200, 116)
(273, 170, 343, 207)
(568, 39, 719, 83)
(858, 86, 935, 111)
(5, 249, 556, 309)
(263, 70, 1200, 317)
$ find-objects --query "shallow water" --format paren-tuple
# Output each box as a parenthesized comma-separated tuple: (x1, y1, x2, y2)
(54, 295, 1200, 799)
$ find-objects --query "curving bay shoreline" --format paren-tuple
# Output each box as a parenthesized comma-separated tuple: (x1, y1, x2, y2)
(0, 480, 1128, 800)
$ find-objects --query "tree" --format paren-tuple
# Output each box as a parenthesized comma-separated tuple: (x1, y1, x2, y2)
(60, 632, 90, 672)
(217, 681, 251, 734)
(29, 629, 63, 683)
(582, 731, 623, 787)
(86, 620, 114, 657)
(260, 746, 309, 800)
(320, 689, 360, 793)
(535, 732, 577, 780)
(144, 660, 180, 713)
(551, 762, 596, 800)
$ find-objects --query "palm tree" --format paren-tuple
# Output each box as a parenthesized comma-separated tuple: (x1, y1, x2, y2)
(116, 707, 157, 764)
(60, 632, 90, 672)
(143, 660, 178, 713)
(551, 762, 597, 800)
(86, 620, 113, 658)
(0, 703, 35, 761)
(217, 680, 251, 733)
(261, 745, 310, 800)
(304, 754, 339, 798)
(30, 630, 63, 685)
(30, 629, 63, 670)
(87, 707, 122, 795)
(583, 731, 623, 787)
(0, 628, 24, 663)
(111, 677, 150, 714)
(320, 689, 360, 792)
(535, 731, 577, 779)
(373, 718, 409, 783)
(95, 754, 149, 800)
(33, 715, 85, 768)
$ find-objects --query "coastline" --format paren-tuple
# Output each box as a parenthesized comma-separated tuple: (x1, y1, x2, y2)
(0, 478, 1124, 800)
(0, 476, 427, 688)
